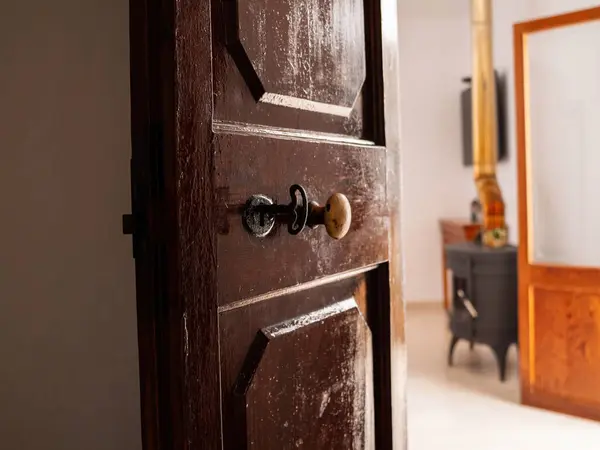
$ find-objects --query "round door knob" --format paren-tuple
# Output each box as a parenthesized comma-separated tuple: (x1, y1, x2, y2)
(242, 185, 351, 239)
(308, 193, 352, 240)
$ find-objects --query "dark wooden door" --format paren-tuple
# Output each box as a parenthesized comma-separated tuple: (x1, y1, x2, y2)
(128, 0, 405, 449)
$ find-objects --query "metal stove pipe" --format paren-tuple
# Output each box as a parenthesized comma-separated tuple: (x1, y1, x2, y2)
(471, 0, 507, 247)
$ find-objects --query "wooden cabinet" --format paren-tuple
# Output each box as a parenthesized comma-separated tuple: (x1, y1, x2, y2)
(439, 219, 480, 309)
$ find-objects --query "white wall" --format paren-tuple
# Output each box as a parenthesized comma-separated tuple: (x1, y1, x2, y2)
(0, 1, 141, 449)
(399, 0, 599, 303)
(492, 0, 600, 249)
(398, 1, 477, 303)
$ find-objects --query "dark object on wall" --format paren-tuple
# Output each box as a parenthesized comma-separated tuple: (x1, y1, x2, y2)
(445, 242, 517, 381)
(470, 199, 482, 224)
(461, 71, 508, 166)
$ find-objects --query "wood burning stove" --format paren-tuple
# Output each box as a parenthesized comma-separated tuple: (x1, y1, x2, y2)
(445, 242, 518, 381)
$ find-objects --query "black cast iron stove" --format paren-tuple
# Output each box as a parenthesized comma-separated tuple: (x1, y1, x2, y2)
(445, 242, 518, 381)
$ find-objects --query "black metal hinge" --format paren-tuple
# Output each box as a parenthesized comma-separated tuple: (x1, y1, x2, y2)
(123, 158, 139, 259)
(122, 213, 136, 257)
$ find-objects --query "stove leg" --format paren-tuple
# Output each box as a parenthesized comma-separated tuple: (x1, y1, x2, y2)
(492, 344, 510, 382)
(448, 335, 460, 366)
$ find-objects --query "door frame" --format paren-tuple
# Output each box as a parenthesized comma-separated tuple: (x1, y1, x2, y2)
(514, 5, 600, 420)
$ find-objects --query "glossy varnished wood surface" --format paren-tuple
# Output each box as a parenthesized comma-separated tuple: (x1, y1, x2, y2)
(514, 5, 600, 34)
(229, 0, 366, 114)
(238, 307, 373, 450)
(220, 276, 373, 449)
(378, 1, 406, 446)
(530, 288, 600, 404)
(215, 136, 388, 305)
(129, 0, 405, 447)
(529, 265, 600, 290)
(523, 283, 600, 422)
(514, 6, 600, 423)
(212, 0, 382, 141)
(130, 0, 222, 448)
(514, 10, 531, 412)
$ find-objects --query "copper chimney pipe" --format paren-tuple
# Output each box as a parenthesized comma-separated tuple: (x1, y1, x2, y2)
(471, 0, 507, 247)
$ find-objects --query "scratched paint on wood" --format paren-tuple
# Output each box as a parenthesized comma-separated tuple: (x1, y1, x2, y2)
(218, 276, 370, 449)
(233, 301, 374, 449)
(236, 0, 366, 115)
(214, 134, 388, 306)
(213, 0, 378, 139)
(131, 0, 401, 446)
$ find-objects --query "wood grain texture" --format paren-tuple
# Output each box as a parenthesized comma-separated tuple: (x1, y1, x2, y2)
(175, 0, 223, 447)
(219, 277, 362, 407)
(229, 0, 366, 116)
(515, 6, 600, 423)
(130, 0, 222, 448)
(528, 288, 600, 415)
(522, 389, 600, 423)
(215, 136, 388, 306)
(514, 15, 531, 403)
(130, 0, 404, 447)
(212, 0, 381, 141)
(219, 268, 392, 450)
(234, 305, 373, 450)
(378, 0, 406, 446)
(532, 289, 600, 401)
(529, 265, 600, 290)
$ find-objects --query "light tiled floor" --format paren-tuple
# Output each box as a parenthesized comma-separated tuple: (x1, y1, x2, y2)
(406, 305, 600, 449)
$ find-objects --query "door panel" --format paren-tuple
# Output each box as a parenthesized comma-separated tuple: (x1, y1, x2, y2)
(215, 135, 388, 305)
(128, 0, 404, 448)
(220, 274, 377, 449)
(514, 7, 600, 422)
(531, 287, 600, 406)
(213, 0, 379, 140)
(229, 0, 366, 113)
(237, 306, 374, 450)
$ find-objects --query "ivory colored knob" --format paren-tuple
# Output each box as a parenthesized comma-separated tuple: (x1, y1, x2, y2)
(324, 193, 352, 240)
